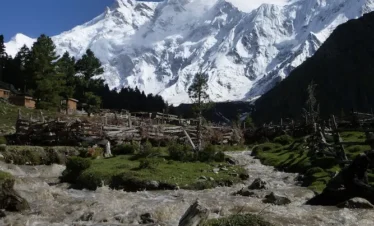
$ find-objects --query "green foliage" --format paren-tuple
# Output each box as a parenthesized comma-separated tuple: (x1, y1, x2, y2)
(56, 51, 76, 98)
(66, 157, 92, 172)
(138, 158, 161, 170)
(66, 154, 245, 191)
(26, 34, 66, 110)
(201, 214, 274, 226)
(197, 145, 225, 162)
(244, 115, 255, 128)
(113, 143, 139, 155)
(168, 143, 194, 162)
(83, 92, 101, 115)
(273, 135, 293, 145)
(61, 156, 92, 184)
(0, 136, 7, 145)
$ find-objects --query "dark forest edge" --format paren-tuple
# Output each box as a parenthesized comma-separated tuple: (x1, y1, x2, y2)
(0, 34, 166, 114)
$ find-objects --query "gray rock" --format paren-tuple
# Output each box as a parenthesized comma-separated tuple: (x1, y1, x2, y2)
(213, 168, 220, 174)
(199, 176, 207, 180)
(234, 188, 258, 197)
(220, 167, 228, 171)
(229, 173, 239, 177)
(80, 212, 94, 221)
(263, 192, 291, 205)
(248, 178, 268, 190)
(226, 157, 238, 165)
(140, 213, 155, 224)
(114, 214, 126, 223)
(179, 200, 209, 226)
(239, 173, 249, 180)
(208, 177, 214, 181)
(337, 198, 374, 209)
(146, 180, 160, 189)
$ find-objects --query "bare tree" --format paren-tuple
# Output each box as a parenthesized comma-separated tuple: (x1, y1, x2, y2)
(303, 81, 319, 124)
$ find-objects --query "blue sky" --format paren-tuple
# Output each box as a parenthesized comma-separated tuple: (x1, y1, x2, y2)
(1, 0, 115, 41)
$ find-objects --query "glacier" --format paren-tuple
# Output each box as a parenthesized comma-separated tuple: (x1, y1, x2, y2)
(5, 0, 374, 105)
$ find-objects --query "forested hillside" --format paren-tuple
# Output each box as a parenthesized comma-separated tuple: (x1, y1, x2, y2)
(253, 12, 374, 124)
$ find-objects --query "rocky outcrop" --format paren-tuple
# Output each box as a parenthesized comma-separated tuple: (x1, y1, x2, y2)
(179, 200, 209, 226)
(0, 171, 29, 212)
(337, 198, 374, 209)
(263, 192, 291, 205)
(249, 178, 268, 190)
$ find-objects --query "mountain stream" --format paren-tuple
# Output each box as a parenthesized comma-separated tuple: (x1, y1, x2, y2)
(1, 151, 374, 226)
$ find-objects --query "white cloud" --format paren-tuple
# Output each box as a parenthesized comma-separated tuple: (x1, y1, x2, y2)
(226, 0, 289, 12)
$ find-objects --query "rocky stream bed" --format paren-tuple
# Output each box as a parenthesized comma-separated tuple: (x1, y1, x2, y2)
(0, 151, 374, 226)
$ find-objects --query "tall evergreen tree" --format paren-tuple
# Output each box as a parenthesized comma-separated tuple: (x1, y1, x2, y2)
(188, 72, 211, 151)
(26, 34, 64, 110)
(0, 35, 7, 81)
(75, 49, 104, 114)
(57, 51, 76, 99)
(13, 45, 31, 92)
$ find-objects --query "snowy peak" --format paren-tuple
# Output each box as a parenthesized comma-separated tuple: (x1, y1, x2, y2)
(5, 33, 35, 57)
(4, 0, 374, 105)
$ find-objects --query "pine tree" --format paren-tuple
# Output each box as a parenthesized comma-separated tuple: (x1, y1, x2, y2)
(26, 34, 64, 110)
(0, 35, 7, 81)
(13, 45, 31, 92)
(188, 72, 211, 151)
(57, 51, 76, 98)
(75, 49, 104, 114)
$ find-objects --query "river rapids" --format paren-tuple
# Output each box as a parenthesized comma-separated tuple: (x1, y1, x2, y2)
(0, 151, 374, 226)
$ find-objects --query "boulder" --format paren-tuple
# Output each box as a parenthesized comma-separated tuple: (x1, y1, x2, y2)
(337, 198, 374, 209)
(79, 211, 94, 221)
(0, 172, 29, 212)
(179, 200, 209, 226)
(239, 173, 249, 180)
(226, 157, 238, 165)
(263, 192, 291, 205)
(248, 178, 268, 190)
(234, 188, 259, 197)
(140, 213, 155, 224)
(199, 176, 207, 181)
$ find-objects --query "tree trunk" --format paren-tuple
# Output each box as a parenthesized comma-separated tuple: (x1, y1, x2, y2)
(197, 111, 202, 152)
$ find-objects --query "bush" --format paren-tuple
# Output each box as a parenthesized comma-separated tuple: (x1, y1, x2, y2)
(138, 158, 161, 170)
(66, 157, 92, 172)
(61, 157, 92, 183)
(113, 143, 138, 155)
(273, 135, 293, 145)
(197, 145, 226, 163)
(168, 143, 194, 162)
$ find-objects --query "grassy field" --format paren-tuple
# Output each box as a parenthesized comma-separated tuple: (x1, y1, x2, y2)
(62, 152, 247, 191)
(252, 132, 372, 193)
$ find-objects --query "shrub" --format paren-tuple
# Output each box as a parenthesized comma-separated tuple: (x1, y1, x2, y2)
(61, 157, 92, 183)
(168, 143, 194, 162)
(66, 157, 92, 172)
(138, 158, 161, 170)
(197, 145, 226, 163)
(273, 135, 293, 145)
(113, 143, 138, 155)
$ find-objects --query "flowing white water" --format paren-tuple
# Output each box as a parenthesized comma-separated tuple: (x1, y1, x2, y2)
(0, 151, 374, 226)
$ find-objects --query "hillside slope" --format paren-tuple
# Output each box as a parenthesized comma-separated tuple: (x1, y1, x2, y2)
(253, 11, 374, 123)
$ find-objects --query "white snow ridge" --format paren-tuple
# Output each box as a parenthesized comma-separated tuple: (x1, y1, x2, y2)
(5, 0, 374, 105)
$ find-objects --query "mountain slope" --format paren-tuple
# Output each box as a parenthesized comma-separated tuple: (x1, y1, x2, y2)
(5, 0, 374, 105)
(253, 11, 374, 123)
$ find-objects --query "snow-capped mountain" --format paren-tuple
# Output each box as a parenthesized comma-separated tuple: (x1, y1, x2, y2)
(5, 0, 374, 105)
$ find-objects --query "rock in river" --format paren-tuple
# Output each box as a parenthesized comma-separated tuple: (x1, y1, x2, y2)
(263, 192, 291, 205)
(248, 178, 268, 190)
(337, 198, 374, 209)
